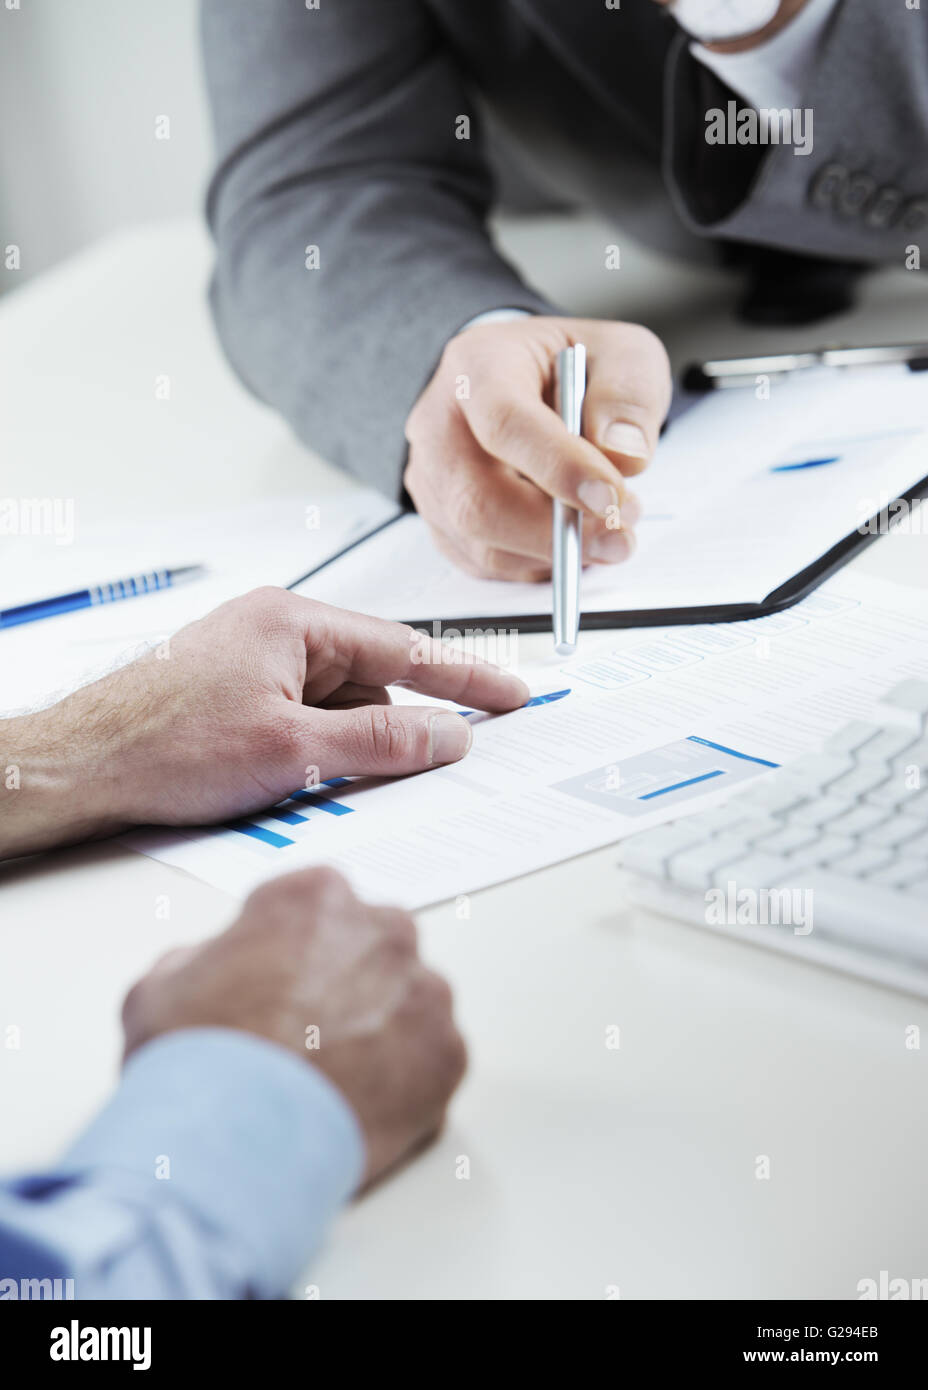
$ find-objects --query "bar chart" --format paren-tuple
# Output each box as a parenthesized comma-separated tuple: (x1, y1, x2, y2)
(218, 778, 356, 855)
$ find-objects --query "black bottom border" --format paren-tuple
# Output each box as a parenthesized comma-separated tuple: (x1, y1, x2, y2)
(5, 1297, 923, 1374)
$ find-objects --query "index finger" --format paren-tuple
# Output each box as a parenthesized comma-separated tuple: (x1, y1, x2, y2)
(462, 367, 629, 520)
(300, 597, 530, 712)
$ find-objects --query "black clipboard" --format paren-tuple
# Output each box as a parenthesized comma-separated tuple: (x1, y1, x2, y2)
(289, 346, 928, 635)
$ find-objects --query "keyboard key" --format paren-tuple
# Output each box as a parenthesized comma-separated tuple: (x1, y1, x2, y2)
(778, 754, 855, 792)
(710, 853, 794, 890)
(828, 846, 895, 878)
(692, 805, 758, 837)
(667, 835, 753, 890)
(857, 727, 921, 763)
(883, 680, 928, 722)
(736, 815, 784, 842)
(824, 720, 881, 757)
(899, 786, 928, 818)
(890, 742, 928, 777)
(867, 857, 928, 889)
(867, 814, 927, 849)
(749, 836, 847, 875)
(776, 842, 836, 875)
(790, 795, 854, 829)
(731, 780, 806, 816)
(826, 803, 890, 837)
(830, 764, 893, 801)
(754, 823, 821, 856)
(811, 834, 859, 866)
(865, 779, 908, 811)
(620, 823, 705, 879)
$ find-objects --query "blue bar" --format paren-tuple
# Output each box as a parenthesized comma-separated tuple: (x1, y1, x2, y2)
(226, 820, 294, 848)
(686, 736, 780, 768)
(770, 456, 840, 473)
(289, 790, 353, 816)
(458, 688, 571, 718)
(323, 777, 352, 788)
(639, 769, 725, 801)
(263, 806, 309, 826)
(525, 688, 571, 707)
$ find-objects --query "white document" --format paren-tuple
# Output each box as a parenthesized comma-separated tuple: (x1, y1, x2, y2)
(292, 366, 928, 623)
(0, 490, 398, 715)
(127, 572, 928, 909)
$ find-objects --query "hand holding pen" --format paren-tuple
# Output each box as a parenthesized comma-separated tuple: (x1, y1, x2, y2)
(404, 318, 666, 583)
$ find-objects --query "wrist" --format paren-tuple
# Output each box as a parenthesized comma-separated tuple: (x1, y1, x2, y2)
(0, 700, 132, 859)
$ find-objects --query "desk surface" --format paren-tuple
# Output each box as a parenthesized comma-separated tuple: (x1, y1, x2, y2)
(2, 220, 927, 1299)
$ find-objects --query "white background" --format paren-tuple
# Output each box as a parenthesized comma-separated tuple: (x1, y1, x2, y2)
(0, 0, 209, 281)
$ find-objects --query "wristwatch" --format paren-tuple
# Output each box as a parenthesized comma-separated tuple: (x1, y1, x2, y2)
(668, 0, 782, 43)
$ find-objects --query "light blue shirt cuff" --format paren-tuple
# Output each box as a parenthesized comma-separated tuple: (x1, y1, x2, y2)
(11, 1028, 364, 1298)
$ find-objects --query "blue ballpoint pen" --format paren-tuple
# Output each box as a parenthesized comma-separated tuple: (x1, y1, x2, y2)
(0, 565, 206, 630)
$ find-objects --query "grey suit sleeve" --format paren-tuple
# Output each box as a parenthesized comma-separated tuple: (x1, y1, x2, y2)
(664, 0, 928, 263)
(201, 0, 555, 498)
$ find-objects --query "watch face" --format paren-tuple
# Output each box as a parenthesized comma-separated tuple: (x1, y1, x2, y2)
(668, 0, 782, 43)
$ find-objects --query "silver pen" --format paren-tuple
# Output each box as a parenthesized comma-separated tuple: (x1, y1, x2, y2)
(552, 344, 586, 655)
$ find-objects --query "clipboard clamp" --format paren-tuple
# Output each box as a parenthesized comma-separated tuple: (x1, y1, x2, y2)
(683, 342, 928, 393)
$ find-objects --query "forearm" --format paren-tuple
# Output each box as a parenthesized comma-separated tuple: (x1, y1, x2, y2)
(202, 0, 555, 497)
(0, 699, 130, 860)
(209, 188, 553, 497)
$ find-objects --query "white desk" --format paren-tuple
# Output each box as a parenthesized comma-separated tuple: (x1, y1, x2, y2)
(2, 220, 927, 1299)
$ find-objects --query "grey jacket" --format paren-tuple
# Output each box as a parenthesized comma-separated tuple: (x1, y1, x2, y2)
(201, 0, 928, 497)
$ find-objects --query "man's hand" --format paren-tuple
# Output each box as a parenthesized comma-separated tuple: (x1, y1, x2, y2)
(404, 317, 672, 582)
(0, 588, 528, 858)
(122, 867, 467, 1185)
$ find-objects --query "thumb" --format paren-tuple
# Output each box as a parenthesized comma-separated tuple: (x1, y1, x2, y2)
(301, 703, 473, 779)
(582, 326, 672, 477)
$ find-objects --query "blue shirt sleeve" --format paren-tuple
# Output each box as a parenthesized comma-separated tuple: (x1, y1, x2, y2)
(0, 1028, 365, 1300)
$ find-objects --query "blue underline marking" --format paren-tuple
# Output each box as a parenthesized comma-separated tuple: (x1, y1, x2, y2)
(638, 770, 725, 800)
(686, 736, 780, 768)
(770, 456, 840, 473)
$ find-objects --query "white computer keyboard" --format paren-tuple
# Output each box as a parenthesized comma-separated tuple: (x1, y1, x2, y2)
(620, 679, 928, 997)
